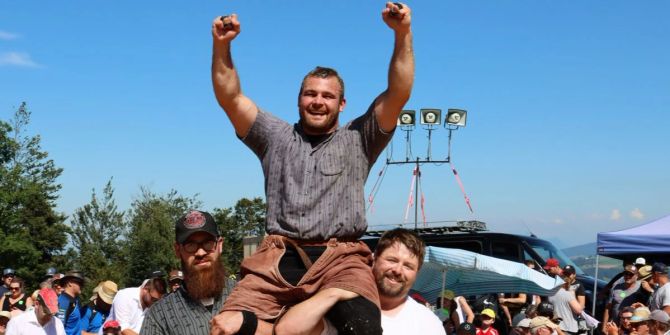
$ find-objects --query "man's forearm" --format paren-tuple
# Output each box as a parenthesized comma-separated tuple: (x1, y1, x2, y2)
(212, 43, 242, 111)
(121, 329, 139, 335)
(387, 30, 414, 106)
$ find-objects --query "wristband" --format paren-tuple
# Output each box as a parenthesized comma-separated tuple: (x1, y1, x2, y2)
(237, 310, 258, 335)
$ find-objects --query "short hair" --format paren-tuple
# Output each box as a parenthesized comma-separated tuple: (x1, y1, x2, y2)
(10, 276, 24, 288)
(299, 66, 345, 100)
(144, 277, 167, 294)
(374, 228, 425, 270)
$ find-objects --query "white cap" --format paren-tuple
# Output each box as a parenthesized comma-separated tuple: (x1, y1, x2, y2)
(635, 257, 646, 265)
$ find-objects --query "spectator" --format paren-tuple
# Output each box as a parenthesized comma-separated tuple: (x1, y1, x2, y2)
(632, 266, 655, 307)
(544, 259, 562, 278)
(548, 280, 583, 335)
(0, 269, 15, 297)
(562, 265, 586, 309)
(477, 308, 500, 335)
(81, 281, 117, 335)
(51, 274, 64, 296)
(604, 265, 641, 325)
(0, 311, 10, 335)
(5, 287, 65, 335)
(629, 307, 652, 335)
(102, 277, 166, 335)
(650, 263, 670, 314)
(57, 270, 85, 335)
(141, 210, 235, 335)
(649, 310, 669, 335)
(0, 277, 33, 316)
(167, 270, 183, 293)
(101, 320, 120, 335)
(437, 289, 475, 332)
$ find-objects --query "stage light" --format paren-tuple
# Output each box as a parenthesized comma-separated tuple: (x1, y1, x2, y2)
(420, 108, 442, 125)
(397, 110, 416, 126)
(445, 109, 467, 127)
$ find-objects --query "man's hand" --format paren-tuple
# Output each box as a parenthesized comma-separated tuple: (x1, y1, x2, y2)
(382, 2, 411, 33)
(210, 311, 243, 335)
(212, 14, 241, 45)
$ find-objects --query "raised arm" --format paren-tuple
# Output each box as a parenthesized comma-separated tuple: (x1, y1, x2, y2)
(211, 14, 258, 137)
(374, 2, 415, 132)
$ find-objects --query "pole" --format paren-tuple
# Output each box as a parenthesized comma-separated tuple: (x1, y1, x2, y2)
(415, 158, 420, 231)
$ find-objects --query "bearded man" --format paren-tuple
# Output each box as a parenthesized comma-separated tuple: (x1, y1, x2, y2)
(141, 210, 233, 335)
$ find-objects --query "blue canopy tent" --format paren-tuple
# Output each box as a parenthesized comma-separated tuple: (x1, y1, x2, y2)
(591, 213, 670, 314)
(412, 246, 564, 305)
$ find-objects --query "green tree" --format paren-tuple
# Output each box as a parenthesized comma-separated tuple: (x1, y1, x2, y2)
(124, 188, 200, 286)
(214, 197, 265, 275)
(0, 102, 68, 287)
(67, 178, 127, 291)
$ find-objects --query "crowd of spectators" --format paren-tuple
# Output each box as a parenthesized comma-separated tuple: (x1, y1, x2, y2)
(0, 245, 670, 335)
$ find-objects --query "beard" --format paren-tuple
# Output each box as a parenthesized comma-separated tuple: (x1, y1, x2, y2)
(375, 270, 408, 298)
(183, 259, 227, 300)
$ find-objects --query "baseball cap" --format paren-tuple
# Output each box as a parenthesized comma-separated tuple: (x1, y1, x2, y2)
(652, 262, 668, 274)
(44, 267, 57, 278)
(537, 301, 555, 317)
(458, 322, 476, 335)
(650, 310, 670, 324)
(0, 311, 11, 320)
(103, 320, 121, 330)
(516, 318, 532, 328)
(630, 307, 651, 323)
(635, 257, 646, 266)
(530, 316, 559, 331)
(638, 265, 653, 280)
(168, 270, 184, 282)
(175, 210, 219, 244)
(441, 289, 455, 300)
(97, 281, 118, 305)
(2, 268, 15, 276)
(481, 308, 496, 319)
(623, 264, 637, 274)
(37, 288, 59, 314)
(543, 258, 559, 269)
(562, 265, 576, 276)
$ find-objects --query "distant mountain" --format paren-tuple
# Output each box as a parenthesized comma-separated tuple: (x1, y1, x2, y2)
(562, 242, 597, 257)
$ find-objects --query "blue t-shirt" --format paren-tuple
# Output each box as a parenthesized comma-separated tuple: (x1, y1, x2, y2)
(80, 305, 108, 333)
(58, 293, 82, 335)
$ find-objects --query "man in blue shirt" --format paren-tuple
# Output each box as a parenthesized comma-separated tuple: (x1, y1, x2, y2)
(57, 270, 85, 335)
(81, 281, 118, 335)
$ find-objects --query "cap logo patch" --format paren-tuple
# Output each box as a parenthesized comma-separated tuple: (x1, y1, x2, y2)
(184, 211, 206, 229)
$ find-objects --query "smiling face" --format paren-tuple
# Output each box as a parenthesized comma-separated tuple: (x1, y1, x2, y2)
(373, 241, 420, 299)
(297, 76, 346, 135)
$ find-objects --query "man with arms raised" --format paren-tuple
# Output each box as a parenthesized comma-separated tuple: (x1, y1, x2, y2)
(210, 2, 414, 335)
(142, 210, 233, 335)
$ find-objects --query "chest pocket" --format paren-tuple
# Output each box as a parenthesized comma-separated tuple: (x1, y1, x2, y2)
(318, 151, 345, 176)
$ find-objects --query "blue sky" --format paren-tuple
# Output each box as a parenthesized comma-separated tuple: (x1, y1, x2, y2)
(1, 1, 668, 248)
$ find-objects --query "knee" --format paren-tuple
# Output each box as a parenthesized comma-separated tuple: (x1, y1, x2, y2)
(326, 296, 382, 335)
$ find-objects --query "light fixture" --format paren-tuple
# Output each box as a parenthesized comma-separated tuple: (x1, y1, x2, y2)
(445, 109, 467, 127)
(420, 108, 441, 125)
(397, 110, 416, 127)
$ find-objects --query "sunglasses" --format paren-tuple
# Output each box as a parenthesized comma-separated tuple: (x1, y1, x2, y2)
(623, 272, 636, 277)
(182, 239, 217, 253)
(9, 287, 20, 291)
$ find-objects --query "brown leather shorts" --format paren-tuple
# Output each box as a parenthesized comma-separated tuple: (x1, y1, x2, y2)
(221, 235, 380, 320)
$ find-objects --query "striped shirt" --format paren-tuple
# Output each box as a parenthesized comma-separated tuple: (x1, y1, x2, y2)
(243, 104, 393, 240)
(140, 283, 233, 335)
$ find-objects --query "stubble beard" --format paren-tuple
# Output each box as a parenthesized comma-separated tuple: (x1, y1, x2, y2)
(375, 271, 406, 298)
(183, 258, 227, 300)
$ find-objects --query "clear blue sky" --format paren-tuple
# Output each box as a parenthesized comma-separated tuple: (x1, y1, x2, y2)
(2, 1, 668, 248)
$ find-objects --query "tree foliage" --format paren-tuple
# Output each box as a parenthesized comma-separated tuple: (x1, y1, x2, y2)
(67, 178, 127, 290)
(0, 102, 68, 287)
(214, 197, 266, 275)
(124, 188, 200, 286)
